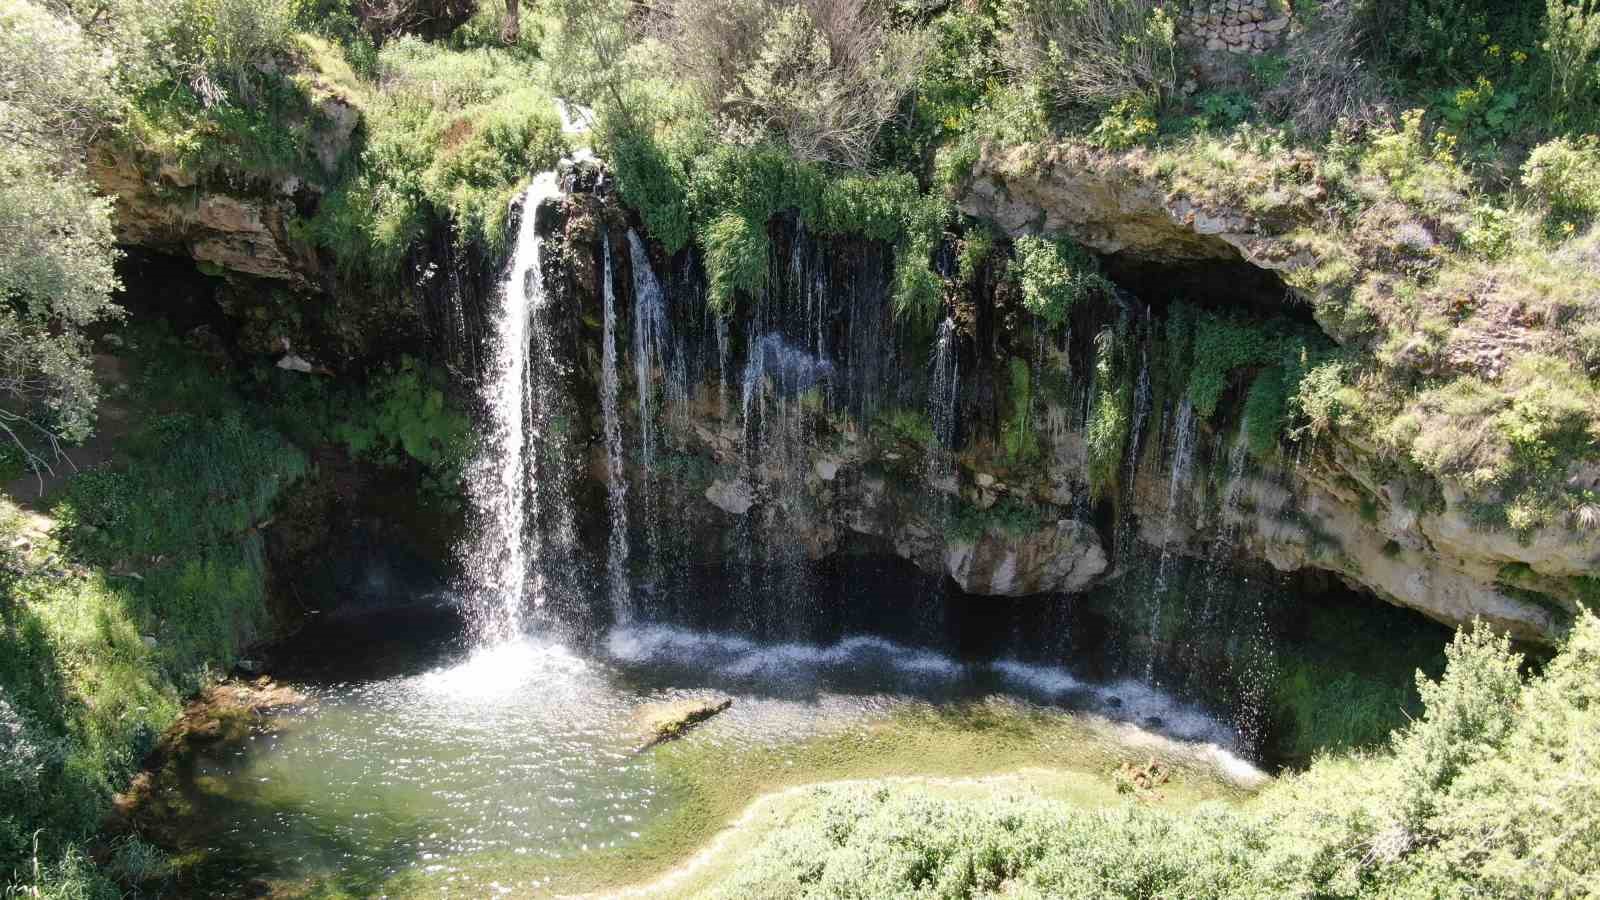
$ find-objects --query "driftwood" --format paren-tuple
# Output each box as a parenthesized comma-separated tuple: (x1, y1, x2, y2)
(634, 697, 734, 754)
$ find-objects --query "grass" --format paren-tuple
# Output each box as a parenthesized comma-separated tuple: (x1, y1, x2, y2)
(0, 331, 308, 894)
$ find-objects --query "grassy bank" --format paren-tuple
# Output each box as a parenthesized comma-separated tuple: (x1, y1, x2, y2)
(0, 325, 470, 896)
(1, 336, 308, 895)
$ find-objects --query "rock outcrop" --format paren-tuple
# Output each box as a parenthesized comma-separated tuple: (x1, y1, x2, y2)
(960, 146, 1588, 642)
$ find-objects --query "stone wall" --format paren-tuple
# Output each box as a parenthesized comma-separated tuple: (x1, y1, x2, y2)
(1175, 0, 1350, 56)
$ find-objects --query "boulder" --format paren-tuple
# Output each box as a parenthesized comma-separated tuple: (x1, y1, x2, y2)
(945, 520, 1109, 596)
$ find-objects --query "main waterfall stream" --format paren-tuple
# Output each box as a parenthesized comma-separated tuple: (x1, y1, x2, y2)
(150, 173, 1273, 897)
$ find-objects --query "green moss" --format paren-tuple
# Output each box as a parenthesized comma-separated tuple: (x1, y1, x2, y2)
(999, 358, 1042, 466)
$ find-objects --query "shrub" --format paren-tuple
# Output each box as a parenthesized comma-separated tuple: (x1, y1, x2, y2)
(168, 0, 296, 105)
(1544, 0, 1600, 127)
(705, 213, 772, 315)
(650, 0, 928, 169)
(1363, 0, 1497, 84)
(1358, 109, 1469, 214)
(1004, 0, 1178, 116)
(1011, 235, 1110, 325)
(1259, 10, 1387, 137)
(610, 130, 694, 254)
(1522, 135, 1600, 228)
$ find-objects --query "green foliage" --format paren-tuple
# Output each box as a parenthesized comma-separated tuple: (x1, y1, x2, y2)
(1358, 109, 1468, 214)
(335, 359, 470, 478)
(1088, 93, 1159, 149)
(1085, 326, 1132, 500)
(1005, 0, 1178, 117)
(1365, 0, 1536, 85)
(1544, 0, 1600, 127)
(705, 213, 771, 316)
(1386, 354, 1597, 535)
(957, 224, 998, 285)
(317, 39, 566, 275)
(0, 336, 306, 886)
(947, 496, 1046, 542)
(609, 131, 693, 254)
(697, 613, 1600, 898)
(878, 407, 935, 447)
(875, 1, 1004, 175)
(263, 356, 470, 500)
(1522, 135, 1600, 230)
(1242, 366, 1288, 457)
(0, 1, 127, 474)
(1011, 235, 1110, 326)
(167, 0, 296, 102)
(999, 358, 1041, 465)
(1187, 315, 1282, 420)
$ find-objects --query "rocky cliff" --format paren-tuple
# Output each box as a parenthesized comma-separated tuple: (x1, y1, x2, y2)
(959, 143, 1587, 642)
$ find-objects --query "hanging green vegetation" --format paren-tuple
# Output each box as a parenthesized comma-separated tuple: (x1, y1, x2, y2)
(1011, 235, 1112, 327)
(1242, 365, 1289, 458)
(611, 138, 949, 320)
(705, 213, 773, 316)
(1085, 324, 1133, 500)
(1000, 358, 1042, 465)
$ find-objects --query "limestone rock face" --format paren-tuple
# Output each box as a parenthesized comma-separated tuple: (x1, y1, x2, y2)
(959, 150, 1585, 643)
(92, 146, 322, 286)
(958, 144, 1313, 277)
(88, 64, 361, 289)
(945, 520, 1108, 596)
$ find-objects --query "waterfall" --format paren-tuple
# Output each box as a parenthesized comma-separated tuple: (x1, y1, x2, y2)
(461, 172, 564, 644)
(1147, 396, 1197, 681)
(926, 317, 960, 500)
(600, 234, 631, 621)
(1125, 346, 1152, 484)
(628, 230, 671, 467)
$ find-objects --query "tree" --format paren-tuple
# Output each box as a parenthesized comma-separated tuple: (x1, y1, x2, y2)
(0, 0, 129, 488)
(501, 0, 518, 43)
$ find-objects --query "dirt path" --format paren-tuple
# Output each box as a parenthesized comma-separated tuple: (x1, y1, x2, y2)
(3, 355, 136, 510)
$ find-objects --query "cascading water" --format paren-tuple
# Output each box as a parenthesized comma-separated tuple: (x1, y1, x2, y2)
(600, 233, 631, 621)
(926, 317, 961, 501)
(460, 171, 566, 644)
(1147, 396, 1197, 681)
(628, 230, 673, 468)
(627, 230, 685, 610)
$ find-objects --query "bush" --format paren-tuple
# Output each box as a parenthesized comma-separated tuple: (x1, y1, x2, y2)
(705, 213, 772, 315)
(1522, 135, 1600, 228)
(168, 0, 296, 104)
(1012, 235, 1110, 326)
(1358, 109, 1469, 215)
(303, 38, 568, 280)
(650, 0, 928, 169)
(610, 131, 694, 254)
(1259, 10, 1387, 137)
(1004, 0, 1177, 116)
(697, 614, 1600, 898)
(1544, 0, 1600, 127)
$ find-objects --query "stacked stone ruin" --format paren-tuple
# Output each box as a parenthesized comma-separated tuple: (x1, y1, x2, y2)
(1174, 0, 1350, 56)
